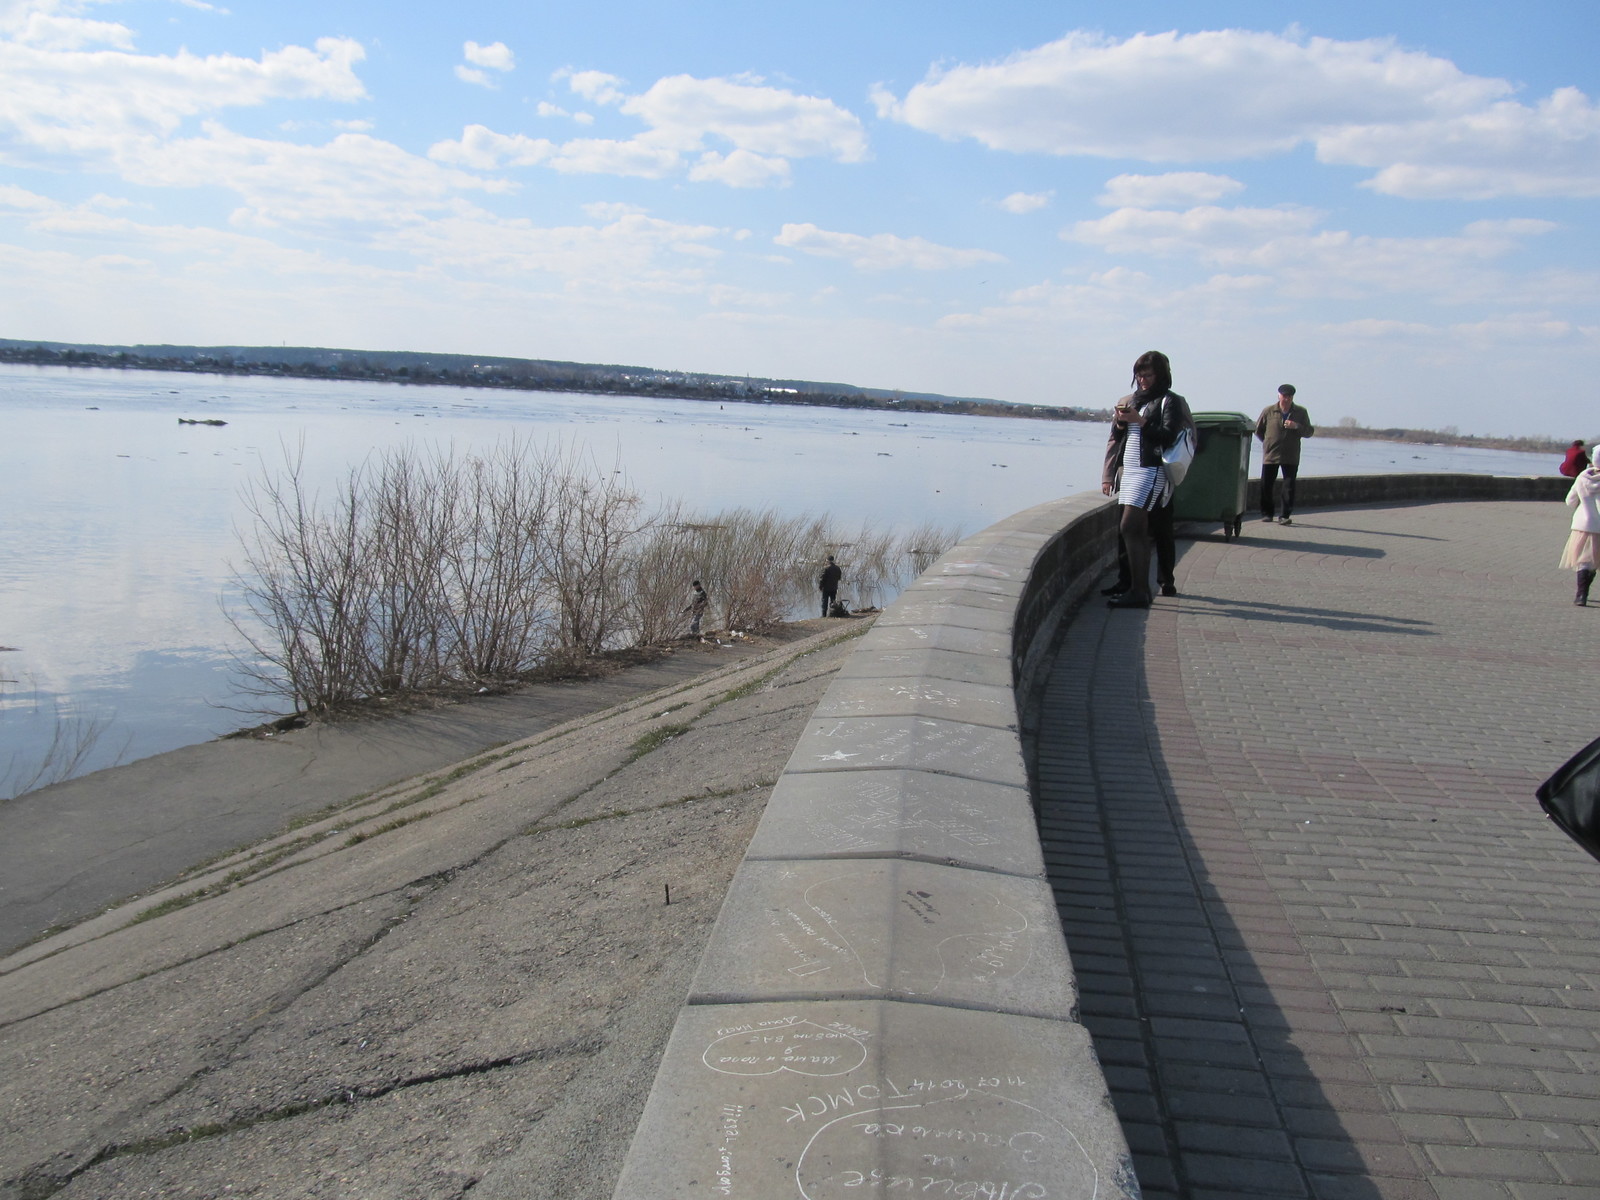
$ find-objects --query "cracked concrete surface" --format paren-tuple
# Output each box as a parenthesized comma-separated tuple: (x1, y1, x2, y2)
(0, 620, 868, 1200)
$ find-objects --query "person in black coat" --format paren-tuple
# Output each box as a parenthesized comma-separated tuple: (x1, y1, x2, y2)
(818, 555, 842, 616)
(1100, 351, 1194, 608)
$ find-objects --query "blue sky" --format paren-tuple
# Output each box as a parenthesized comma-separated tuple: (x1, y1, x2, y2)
(1, 0, 1596, 436)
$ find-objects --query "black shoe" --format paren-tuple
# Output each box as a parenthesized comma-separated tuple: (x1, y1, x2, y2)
(1260, 514, 1274, 522)
(1160, 584, 1178, 597)
(1107, 593, 1152, 609)
(1279, 516, 1293, 525)
(1100, 583, 1130, 596)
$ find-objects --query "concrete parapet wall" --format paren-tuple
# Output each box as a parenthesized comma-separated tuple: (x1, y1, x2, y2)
(612, 490, 1133, 1200)
(1249, 471, 1566, 510)
(610, 473, 1558, 1200)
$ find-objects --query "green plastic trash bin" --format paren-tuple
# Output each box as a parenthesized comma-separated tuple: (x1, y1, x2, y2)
(1172, 411, 1253, 541)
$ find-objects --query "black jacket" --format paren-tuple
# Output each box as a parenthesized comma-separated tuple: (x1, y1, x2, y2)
(1101, 390, 1193, 491)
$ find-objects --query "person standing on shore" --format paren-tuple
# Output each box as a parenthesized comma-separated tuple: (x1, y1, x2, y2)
(684, 580, 709, 635)
(1255, 385, 1314, 525)
(1561, 461, 1600, 605)
(1101, 350, 1193, 609)
(818, 555, 842, 617)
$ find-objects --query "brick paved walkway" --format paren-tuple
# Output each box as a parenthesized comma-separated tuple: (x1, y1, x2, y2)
(1035, 500, 1600, 1200)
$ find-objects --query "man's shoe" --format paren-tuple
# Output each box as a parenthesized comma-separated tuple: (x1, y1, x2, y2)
(1260, 514, 1275, 522)
(1107, 593, 1152, 609)
(1100, 583, 1129, 596)
(1160, 584, 1178, 597)
(1279, 516, 1293, 525)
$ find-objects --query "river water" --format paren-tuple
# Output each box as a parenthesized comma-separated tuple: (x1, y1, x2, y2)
(0, 363, 1559, 792)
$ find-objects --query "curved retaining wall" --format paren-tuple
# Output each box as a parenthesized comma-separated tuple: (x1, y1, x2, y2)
(611, 474, 1561, 1200)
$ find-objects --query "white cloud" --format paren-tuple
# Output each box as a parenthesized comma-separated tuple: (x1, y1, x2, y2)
(0, 183, 62, 213)
(620, 74, 868, 162)
(541, 136, 680, 179)
(999, 191, 1050, 213)
(455, 65, 490, 88)
(1319, 87, 1600, 199)
(463, 40, 514, 72)
(430, 70, 866, 187)
(429, 124, 555, 169)
(582, 201, 646, 220)
(0, 29, 368, 171)
(1098, 172, 1244, 208)
(689, 149, 790, 188)
(127, 124, 508, 233)
(1069, 202, 1565, 304)
(875, 31, 1505, 159)
(877, 29, 1600, 199)
(536, 101, 569, 119)
(373, 211, 725, 283)
(564, 69, 626, 105)
(2, 0, 134, 50)
(774, 223, 1003, 271)
(1069, 205, 1322, 257)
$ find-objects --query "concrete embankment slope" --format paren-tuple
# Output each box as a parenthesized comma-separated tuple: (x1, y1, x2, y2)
(0, 635, 800, 956)
(0, 623, 867, 1200)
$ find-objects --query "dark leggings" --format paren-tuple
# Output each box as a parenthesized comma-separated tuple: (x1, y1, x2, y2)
(1260, 462, 1299, 518)
(1114, 501, 1175, 589)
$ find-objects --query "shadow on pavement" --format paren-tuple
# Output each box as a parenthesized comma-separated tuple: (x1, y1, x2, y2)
(1034, 606, 1391, 1199)
(1235, 535, 1388, 558)
(1177, 594, 1438, 637)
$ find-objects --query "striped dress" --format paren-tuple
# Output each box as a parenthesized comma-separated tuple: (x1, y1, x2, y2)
(1118, 417, 1171, 511)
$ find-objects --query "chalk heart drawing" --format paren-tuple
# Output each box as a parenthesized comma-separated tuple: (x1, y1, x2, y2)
(703, 1021, 868, 1077)
(797, 1091, 1098, 1200)
(803, 875, 1033, 994)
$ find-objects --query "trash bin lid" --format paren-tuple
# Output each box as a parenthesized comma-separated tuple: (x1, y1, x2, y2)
(1190, 411, 1253, 432)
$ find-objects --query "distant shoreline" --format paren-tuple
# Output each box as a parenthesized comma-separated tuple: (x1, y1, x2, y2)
(0, 339, 1568, 456)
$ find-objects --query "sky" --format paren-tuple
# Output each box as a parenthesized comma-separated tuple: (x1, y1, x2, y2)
(1, 0, 1597, 437)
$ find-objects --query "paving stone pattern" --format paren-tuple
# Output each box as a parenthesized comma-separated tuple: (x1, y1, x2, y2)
(1035, 501, 1600, 1200)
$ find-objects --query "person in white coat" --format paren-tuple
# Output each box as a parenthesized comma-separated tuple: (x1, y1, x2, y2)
(1561, 461, 1600, 605)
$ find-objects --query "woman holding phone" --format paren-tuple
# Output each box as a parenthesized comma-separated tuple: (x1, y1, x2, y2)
(1100, 350, 1193, 609)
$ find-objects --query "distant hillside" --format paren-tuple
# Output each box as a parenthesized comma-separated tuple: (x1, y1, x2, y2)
(0, 338, 1101, 423)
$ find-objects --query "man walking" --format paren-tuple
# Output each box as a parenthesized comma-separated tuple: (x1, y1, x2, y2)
(818, 555, 842, 617)
(1256, 384, 1314, 525)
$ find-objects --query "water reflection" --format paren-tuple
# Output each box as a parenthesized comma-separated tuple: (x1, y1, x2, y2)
(0, 363, 1558, 791)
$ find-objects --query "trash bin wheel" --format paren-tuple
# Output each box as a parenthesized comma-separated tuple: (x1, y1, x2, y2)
(1221, 512, 1235, 542)
(1231, 515, 1243, 538)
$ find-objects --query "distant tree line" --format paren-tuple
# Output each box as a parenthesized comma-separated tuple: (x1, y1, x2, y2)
(1, 339, 1566, 450)
(0, 340, 1100, 422)
(1329, 415, 1565, 455)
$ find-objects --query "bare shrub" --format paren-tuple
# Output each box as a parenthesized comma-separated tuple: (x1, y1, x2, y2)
(0, 679, 130, 801)
(229, 436, 965, 715)
(437, 440, 557, 680)
(687, 509, 817, 631)
(231, 451, 376, 713)
(542, 451, 643, 662)
(625, 503, 704, 645)
(899, 521, 963, 577)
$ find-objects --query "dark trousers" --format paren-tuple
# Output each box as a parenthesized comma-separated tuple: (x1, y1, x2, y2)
(1260, 462, 1299, 518)
(821, 589, 837, 616)
(1113, 500, 1175, 590)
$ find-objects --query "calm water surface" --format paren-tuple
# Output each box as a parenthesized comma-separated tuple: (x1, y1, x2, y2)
(0, 363, 1559, 790)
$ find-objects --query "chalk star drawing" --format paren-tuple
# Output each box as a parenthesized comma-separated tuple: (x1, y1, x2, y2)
(816, 751, 859, 761)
